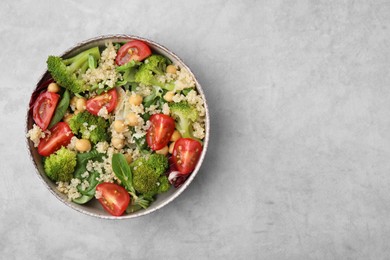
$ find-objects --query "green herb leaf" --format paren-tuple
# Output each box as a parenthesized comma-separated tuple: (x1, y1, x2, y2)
(112, 153, 136, 194)
(48, 89, 70, 128)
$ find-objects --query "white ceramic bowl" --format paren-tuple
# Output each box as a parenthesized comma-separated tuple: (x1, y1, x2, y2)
(25, 35, 209, 219)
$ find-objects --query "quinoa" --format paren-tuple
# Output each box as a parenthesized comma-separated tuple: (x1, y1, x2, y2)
(162, 103, 170, 115)
(174, 67, 195, 91)
(82, 41, 119, 89)
(26, 124, 47, 147)
(57, 179, 82, 201)
(67, 136, 78, 151)
(95, 141, 109, 154)
(97, 106, 109, 119)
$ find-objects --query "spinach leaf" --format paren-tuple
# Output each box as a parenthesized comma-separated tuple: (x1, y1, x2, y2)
(73, 195, 93, 204)
(48, 89, 70, 128)
(76, 149, 104, 167)
(72, 150, 105, 205)
(79, 171, 100, 197)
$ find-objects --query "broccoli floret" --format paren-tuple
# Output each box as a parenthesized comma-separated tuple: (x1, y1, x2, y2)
(142, 55, 169, 75)
(44, 147, 77, 182)
(157, 175, 170, 193)
(130, 154, 170, 197)
(69, 111, 108, 144)
(134, 55, 174, 91)
(47, 47, 100, 93)
(169, 101, 198, 139)
(148, 153, 169, 175)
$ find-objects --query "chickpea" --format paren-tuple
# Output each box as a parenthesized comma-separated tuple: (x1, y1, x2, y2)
(124, 153, 133, 164)
(70, 96, 79, 111)
(63, 113, 73, 124)
(111, 137, 125, 149)
(156, 146, 169, 156)
(126, 112, 139, 126)
(168, 142, 176, 154)
(75, 139, 91, 152)
(113, 120, 126, 133)
(76, 98, 87, 112)
(170, 130, 181, 142)
(47, 82, 60, 93)
(163, 91, 175, 102)
(166, 65, 177, 74)
(129, 94, 143, 106)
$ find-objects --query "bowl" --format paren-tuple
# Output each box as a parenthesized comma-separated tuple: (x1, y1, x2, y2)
(25, 34, 209, 219)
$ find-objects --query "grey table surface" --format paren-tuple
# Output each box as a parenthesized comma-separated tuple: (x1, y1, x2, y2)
(1, 0, 390, 259)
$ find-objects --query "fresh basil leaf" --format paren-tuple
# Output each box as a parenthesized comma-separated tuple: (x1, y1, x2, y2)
(48, 89, 70, 128)
(112, 153, 135, 193)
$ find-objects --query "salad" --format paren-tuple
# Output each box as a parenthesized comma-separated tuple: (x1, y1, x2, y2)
(27, 40, 206, 216)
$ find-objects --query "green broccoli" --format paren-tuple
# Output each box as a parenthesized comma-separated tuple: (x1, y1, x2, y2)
(44, 147, 77, 182)
(68, 111, 108, 144)
(130, 154, 170, 198)
(169, 101, 198, 139)
(47, 47, 100, 93)
(134, 55, 174, 91)
(142, 55, 169, 75)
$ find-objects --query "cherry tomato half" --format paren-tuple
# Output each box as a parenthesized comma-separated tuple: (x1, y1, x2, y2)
(172, 138, 203, 175)
(96, 183, 130, 216)
(115, 40, 152, 65)
(86, 89, 118, 116)
(33, 91, 60, 131)
(146, 114, 176, 151)
(38, 122, 74, 156)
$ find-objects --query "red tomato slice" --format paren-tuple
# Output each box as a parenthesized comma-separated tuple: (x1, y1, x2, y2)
(146, 114, 175, 151)
(86, 89, 118, 116)
(38, 122, 74, 156)
(96, 183, 130, 216)
(115, 40, 152, 65)
(172, 138, 203, 175)
(33, 92, 60, 131)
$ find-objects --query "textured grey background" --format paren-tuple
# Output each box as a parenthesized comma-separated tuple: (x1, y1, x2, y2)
(1, 0, 390, 259)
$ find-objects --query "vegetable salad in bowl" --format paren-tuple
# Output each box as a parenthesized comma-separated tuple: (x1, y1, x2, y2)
(26, 35, 208, 218)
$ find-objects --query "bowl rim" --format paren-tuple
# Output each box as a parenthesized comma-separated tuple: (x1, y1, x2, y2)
(25, 34, 210, 219)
